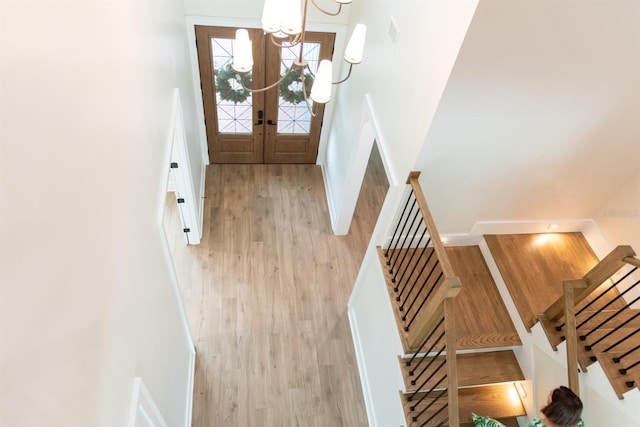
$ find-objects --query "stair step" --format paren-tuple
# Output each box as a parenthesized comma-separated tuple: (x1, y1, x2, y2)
(574, 308, 640, 330)
(539, 313, 638, 352)
(377, 245, 521, 353)
(446, 246, 521, 348)
(400, 350, 524, 392)
(401, 384, 526, 427)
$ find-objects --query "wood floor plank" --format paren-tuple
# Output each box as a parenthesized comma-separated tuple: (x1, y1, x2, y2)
(163, 162, 386, 426)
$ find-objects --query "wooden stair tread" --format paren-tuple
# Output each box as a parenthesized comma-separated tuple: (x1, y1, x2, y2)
(378, 245, 522, 352)
(446, 246, 521, 346)
(401, 384, 526, 427)
(400, 351, 524, 391)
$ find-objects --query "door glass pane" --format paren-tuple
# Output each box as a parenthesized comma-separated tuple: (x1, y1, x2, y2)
(211, 37, 252, 134)
(277, 42, 321, 134)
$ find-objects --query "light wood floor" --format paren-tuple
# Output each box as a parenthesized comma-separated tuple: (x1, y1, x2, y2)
(163, 155, 387, 426)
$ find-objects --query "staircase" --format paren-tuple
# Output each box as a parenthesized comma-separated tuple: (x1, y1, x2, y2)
(377, 174, 529, 426)
(380, 242, 528, 426)
(373, 172, 640, 426)
(486, 233, 640, 400)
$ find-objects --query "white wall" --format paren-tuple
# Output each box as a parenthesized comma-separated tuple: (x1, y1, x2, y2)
(592, 171, 640, 253)
(415, 0, 640, 235)
(0, 1, 200, 425)
(323, 0, 479, 231)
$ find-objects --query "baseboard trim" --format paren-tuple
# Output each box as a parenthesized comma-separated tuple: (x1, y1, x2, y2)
(184, 348, 196, 427)
(320, 163, 340, 235)
(438, 219, 611, 251)
(198, 163, 206, 241)
(347, 305, 377, 427)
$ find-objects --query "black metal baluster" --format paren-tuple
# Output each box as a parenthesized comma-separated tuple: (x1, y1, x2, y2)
(619, 356, 640, 375)
(394, 228, 429, 289)
(419, 390, 448, 427)
(410, 337, 446, 385)
(410, 373, 447, 416)
(395, 237, 431, 294)
(584, 308, 640, 350)
(406, 318, 444, 367)
(401, 259, 439, 314)
(576, 279, 640, 330)
(398, 249, 435, 302)
(582, 294, 640, 343)
(406, 272, 444, 330)
(604, 328, 640, 354)
(390, 203, 421, 279)
(556, 267, 637, 331)
(385, 190, 413, 257)
(388, 198, 418, 272)
(412, 352, 446, 392)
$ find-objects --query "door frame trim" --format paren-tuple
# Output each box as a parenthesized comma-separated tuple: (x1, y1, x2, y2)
(185, 16, 348, 165)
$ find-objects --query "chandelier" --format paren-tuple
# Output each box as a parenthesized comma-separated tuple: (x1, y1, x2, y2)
(231, 0, 366, 116)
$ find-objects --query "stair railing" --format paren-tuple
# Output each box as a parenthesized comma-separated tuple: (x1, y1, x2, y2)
(378, 171, 462, 426)
(539, 245, 640, 398)
(401, 283, 460, 426)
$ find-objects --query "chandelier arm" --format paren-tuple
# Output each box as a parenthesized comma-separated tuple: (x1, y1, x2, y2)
(332, 62, 353, 85)
(238, 65, 295, 94)
(300, 71, 318, 117)
(309, 0, 343, 16)
(268, 33, 302, 49)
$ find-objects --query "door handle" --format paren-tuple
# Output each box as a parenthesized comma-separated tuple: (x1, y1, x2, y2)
(267, 119, 277, 126)
(255, 110, 264, 126)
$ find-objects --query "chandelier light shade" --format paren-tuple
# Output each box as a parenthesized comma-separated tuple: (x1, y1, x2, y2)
(344, 23, 366, 64)
(261, 0, 303, 35)
(280, 0, 303, 35)
(310, 60, 333, 103)
(231, 29, 253, 73)
(261, 0, 282, 33)
(232, 0, 366, 114)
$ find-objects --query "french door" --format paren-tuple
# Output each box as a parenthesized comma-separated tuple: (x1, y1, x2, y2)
(195, 25, 335, 164)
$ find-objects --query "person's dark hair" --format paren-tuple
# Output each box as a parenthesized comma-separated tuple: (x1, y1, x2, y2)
(541, 386, 583, 427)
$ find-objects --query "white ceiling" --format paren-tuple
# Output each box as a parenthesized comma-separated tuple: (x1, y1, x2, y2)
(417, 0, 640, 233)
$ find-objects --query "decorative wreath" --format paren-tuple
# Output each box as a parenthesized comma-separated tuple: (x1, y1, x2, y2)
(279, 69, 314, 104)
(214, 65, 314, 105)
(215, 65, 252, 104)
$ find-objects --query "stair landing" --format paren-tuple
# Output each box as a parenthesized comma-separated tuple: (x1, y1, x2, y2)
(484, 232, 624, 331)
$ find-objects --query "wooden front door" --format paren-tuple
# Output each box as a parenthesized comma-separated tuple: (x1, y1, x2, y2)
(195, 25, 335, 164)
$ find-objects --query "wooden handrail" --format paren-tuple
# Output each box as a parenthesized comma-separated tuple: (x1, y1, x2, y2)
(623, 256, 640, 268)
(384, 173, 463, 426)
(543, 245, 637, 322)
(407, 172, 456, 278)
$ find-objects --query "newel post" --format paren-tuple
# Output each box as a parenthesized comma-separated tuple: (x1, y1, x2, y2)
(445, 289, 460, 427)
(563, 278, 587, 396)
